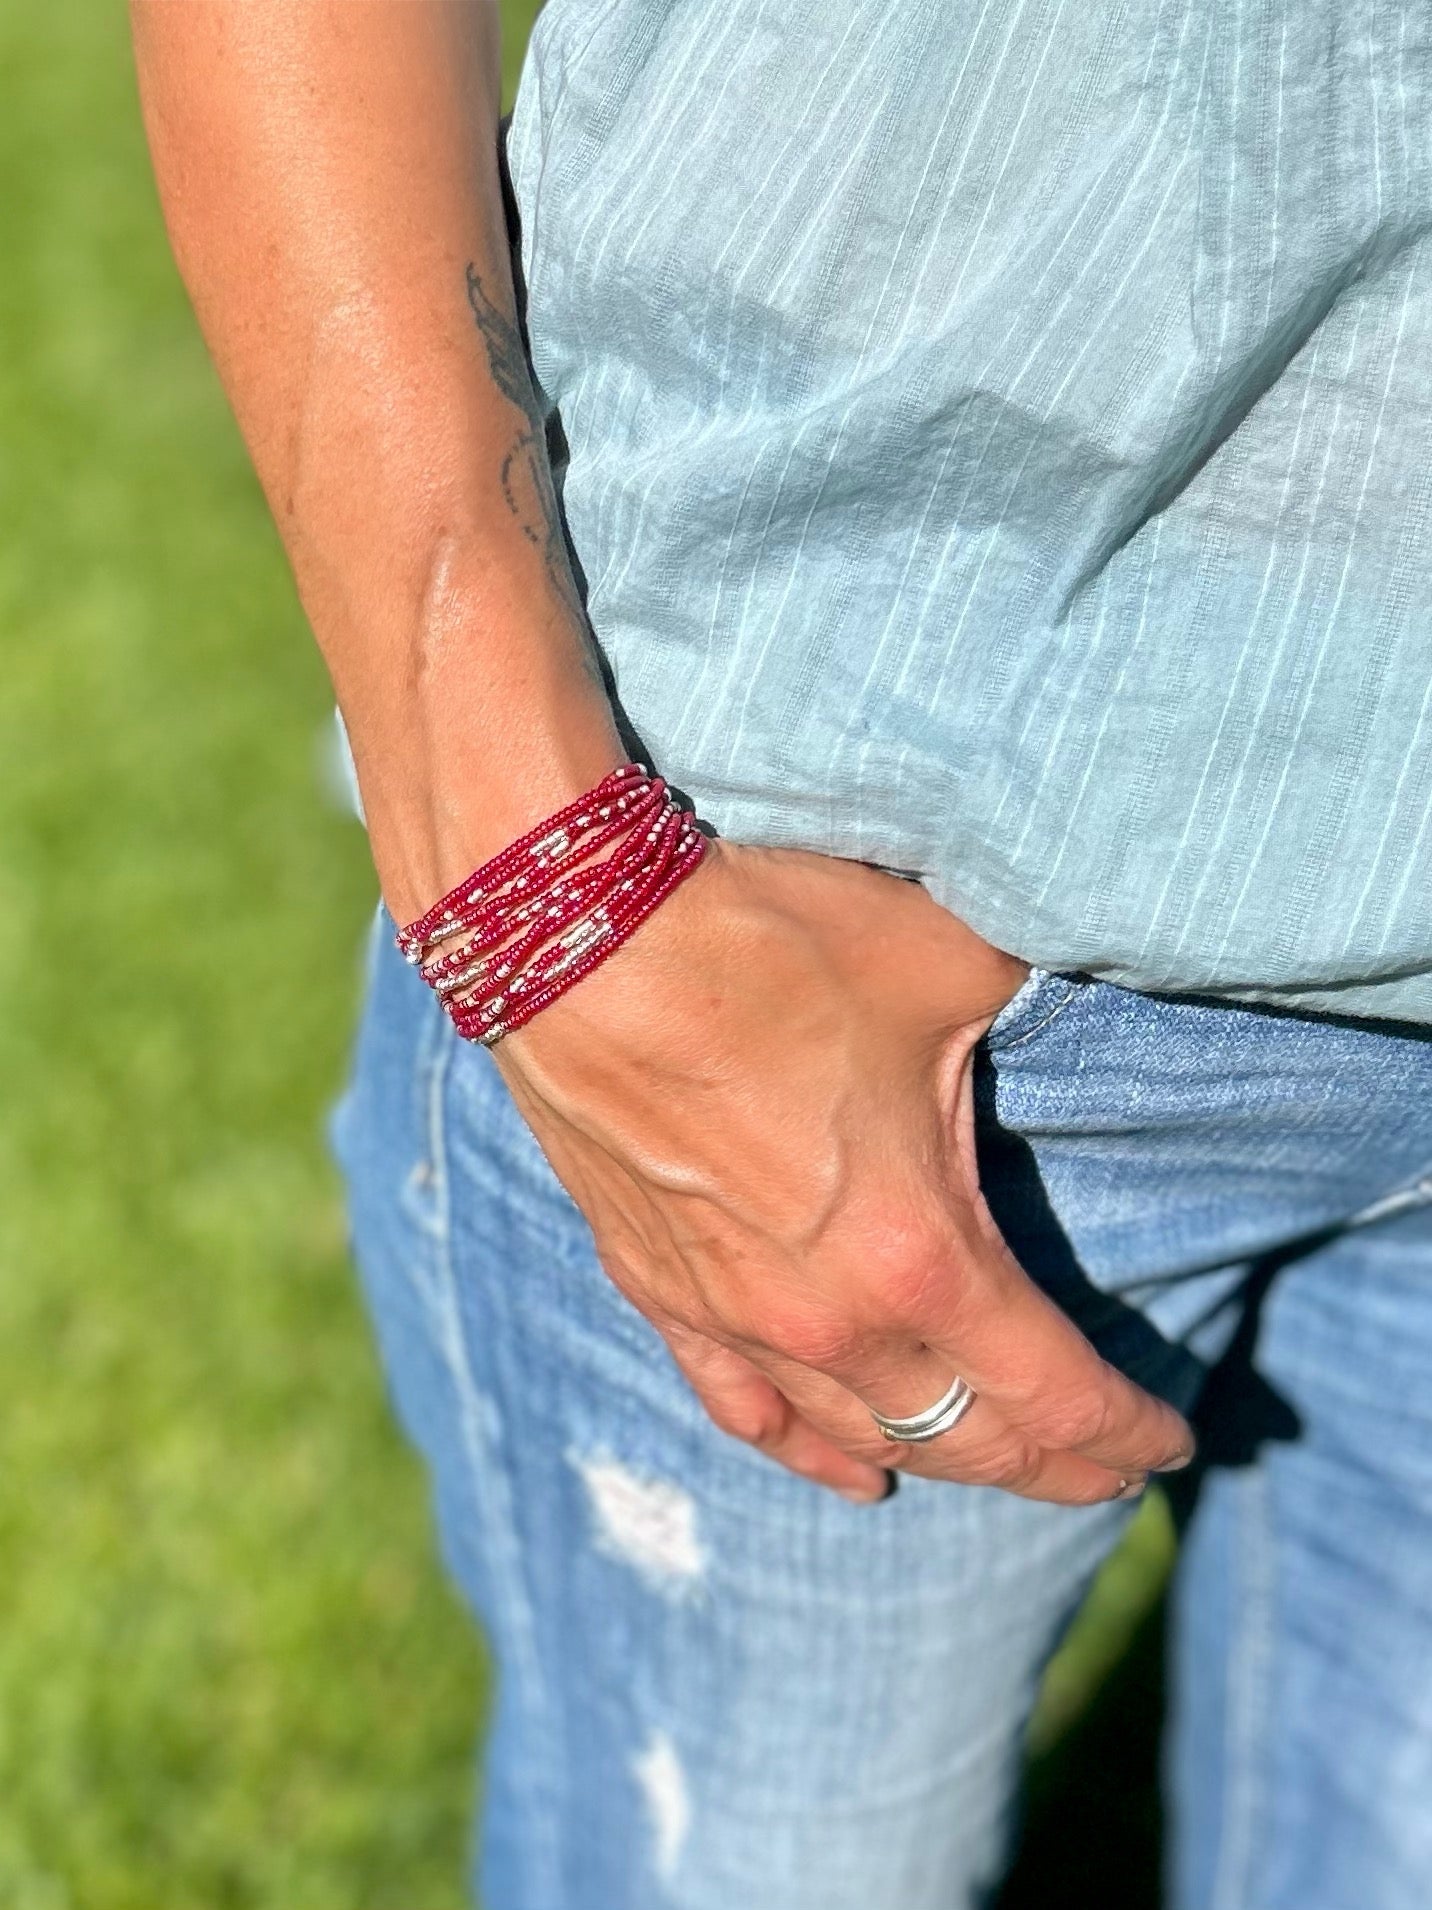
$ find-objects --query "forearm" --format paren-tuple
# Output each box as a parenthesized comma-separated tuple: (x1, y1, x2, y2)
(131, 4, 1191, 1515)
(131, 0, 622, 920)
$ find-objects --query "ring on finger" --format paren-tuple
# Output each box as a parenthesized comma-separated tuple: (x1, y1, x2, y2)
(869, 1374, 976, 1445)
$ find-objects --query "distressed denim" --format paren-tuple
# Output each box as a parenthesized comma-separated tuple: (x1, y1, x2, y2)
(330, 910, 1432, 1909)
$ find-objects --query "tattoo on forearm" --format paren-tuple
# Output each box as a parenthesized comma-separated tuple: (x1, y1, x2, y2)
(465, 263, 587, 634)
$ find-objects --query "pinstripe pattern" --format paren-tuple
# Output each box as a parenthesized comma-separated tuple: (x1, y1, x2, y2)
(507, 0, 1432, 1022)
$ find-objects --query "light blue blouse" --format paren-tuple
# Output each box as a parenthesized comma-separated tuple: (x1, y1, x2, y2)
(505, 0, 1432, 1022)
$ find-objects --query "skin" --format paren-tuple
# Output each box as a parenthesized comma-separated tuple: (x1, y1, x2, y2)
(131, 0, 1194, 1508)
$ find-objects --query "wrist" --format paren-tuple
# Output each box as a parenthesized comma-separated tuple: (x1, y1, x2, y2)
(399, 763, 709, 1047)
(340, 569, 626, 922)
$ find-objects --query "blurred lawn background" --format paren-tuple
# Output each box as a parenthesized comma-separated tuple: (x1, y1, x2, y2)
(0, 1, 1174, 1904)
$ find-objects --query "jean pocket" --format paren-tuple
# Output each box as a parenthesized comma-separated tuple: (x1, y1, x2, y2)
(982, 966, 1083, 1053)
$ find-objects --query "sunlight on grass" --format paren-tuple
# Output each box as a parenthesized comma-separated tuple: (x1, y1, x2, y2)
(0, 2, 554, 1902)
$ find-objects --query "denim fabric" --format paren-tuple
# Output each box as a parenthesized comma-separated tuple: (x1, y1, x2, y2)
(503, 1, 1432, 1024)
(331, 910, 1432, 1910)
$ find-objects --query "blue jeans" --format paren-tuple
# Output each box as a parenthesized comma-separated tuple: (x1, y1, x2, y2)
(330, 911, 1432, 1910)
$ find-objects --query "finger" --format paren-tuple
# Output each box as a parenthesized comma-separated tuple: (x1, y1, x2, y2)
(907, 1235, 1195, 1475)
(662, 1324, 892, 1504)
(748, 1343, 1139, 1506)
(934, 1071, 1197, 1474)
(718, 1302, 1138, 1502)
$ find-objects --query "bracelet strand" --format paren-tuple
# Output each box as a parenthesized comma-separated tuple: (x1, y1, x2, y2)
(396, 763, 649, 960)
(396, 764, 707, 1046)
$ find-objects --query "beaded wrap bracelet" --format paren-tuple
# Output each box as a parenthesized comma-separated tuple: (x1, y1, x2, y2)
(396, 764, 708, 1046)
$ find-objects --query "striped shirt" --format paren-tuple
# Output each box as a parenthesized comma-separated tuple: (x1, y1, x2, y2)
(505, 0, 1432, 1023)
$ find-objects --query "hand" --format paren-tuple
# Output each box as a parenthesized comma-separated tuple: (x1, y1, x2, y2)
(494, 840, 1194, 1505)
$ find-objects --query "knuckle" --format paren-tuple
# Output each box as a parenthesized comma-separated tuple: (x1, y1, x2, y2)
(994, 1443, 1048, 1495)
(867, 1258, 929, 1324)
(952, 1436, 1043, 1493)
(861, 1229, 955, 1324)
(760, 1305, 862, 1371)
(708, 1392, 787, 1452)
(1030, 1388, 1115, 1453)
(849, 1427, 901, 1467)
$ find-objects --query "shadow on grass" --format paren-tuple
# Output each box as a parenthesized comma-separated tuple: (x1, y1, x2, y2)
(998, 1594, 1167, 1910)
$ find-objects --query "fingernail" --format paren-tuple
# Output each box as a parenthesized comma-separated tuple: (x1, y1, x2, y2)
(1113, 1475, 1146, 1501)
(836, 1470, 897, 1505)
(836, 1481, 887, 1505)
(1154, 1444, 1196, 1473)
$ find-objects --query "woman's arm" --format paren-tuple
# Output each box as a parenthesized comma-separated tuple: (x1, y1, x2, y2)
(132, 0, 1192, 1505)
(131, 0, 621, 922)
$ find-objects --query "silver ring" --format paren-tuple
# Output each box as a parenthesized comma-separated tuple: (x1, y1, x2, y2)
(870, 1375, 977, 1445)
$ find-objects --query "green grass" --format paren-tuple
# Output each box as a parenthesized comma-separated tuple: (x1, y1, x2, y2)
(0, 2, 1169, 1903)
